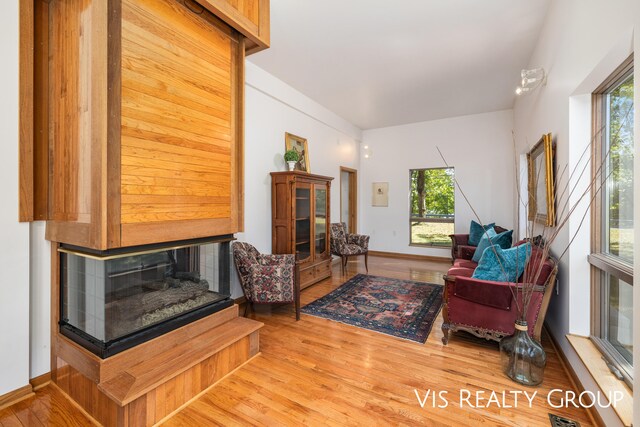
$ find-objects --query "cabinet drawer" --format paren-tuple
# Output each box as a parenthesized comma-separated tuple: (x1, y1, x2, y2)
(299, 266, 315, 285)
(314, 261, 331, 279)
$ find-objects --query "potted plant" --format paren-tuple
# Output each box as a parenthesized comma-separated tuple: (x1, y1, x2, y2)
(284, 149, 299, 171)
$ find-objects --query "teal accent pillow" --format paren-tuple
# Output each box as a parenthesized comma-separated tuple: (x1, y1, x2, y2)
(471, 228, 497, 263)
(493, 229, 513, 249)
(472, 243, 532, 282)
(472, 229, 513, 262)
(468, 220, 495, 246)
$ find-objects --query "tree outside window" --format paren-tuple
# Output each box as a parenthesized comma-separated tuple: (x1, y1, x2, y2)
(409, 168, 454, 246)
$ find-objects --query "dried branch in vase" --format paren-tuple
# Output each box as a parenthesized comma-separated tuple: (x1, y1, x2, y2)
(436, 101, 633, 321)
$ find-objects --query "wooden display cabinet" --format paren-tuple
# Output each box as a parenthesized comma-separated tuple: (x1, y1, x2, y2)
(271, 172, 333, 289)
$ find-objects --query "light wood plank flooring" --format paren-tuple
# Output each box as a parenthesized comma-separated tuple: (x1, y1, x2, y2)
(1, 255, 594, 426)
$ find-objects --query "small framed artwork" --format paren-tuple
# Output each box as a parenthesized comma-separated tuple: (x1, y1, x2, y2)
(372, 182, 389, 207)
(285, 132, 310, 172)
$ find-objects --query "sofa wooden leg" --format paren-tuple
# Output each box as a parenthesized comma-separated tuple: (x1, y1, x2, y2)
(441, 323, 450, 345)
(364, 252, 369, 272)
(341, 255, 347, 274)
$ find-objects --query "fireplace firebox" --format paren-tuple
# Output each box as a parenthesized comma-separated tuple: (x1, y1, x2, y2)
(59, 237, 234, 358)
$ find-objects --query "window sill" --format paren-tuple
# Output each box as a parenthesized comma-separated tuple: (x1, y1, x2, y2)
(566, 334, 632, 427)
(408, 243, 451, 248)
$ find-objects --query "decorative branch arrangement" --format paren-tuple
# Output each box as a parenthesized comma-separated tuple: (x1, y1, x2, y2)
(437, 102, 633, 323)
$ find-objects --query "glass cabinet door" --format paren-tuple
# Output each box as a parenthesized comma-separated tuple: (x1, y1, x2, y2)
(295, 186, 311, 262)
(315, 186, 328, 258)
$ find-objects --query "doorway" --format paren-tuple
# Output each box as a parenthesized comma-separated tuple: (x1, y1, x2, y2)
(340, 167, 357, 233)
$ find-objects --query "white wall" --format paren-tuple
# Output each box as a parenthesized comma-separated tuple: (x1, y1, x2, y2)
(360, 110, 516, 258)
(231, 62, 361, 297)
(512, 1, 639, 425)
(30, 223, 50, 378)
(0, 0, 31, 396)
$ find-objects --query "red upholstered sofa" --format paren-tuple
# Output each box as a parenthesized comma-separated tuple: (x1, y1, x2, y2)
(442, 239, 558, 344)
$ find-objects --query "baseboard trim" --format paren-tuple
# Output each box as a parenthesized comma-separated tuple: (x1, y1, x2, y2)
(544, 325, 604, 427)
(234, 296, 246, 306)
(368, 250, 449, 263)
(0, 384, 35, 411)
(30, 372, 51, 391)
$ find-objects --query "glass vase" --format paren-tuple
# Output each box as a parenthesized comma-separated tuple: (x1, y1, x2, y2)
(499, 320, 546, 386)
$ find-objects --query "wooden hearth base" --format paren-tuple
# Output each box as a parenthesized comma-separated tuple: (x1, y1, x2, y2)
(52, 305, 262, 426)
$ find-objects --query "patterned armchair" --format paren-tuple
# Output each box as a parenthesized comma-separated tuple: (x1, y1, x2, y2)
(232, 242, 300, 320)
(330, 222, 370, 274)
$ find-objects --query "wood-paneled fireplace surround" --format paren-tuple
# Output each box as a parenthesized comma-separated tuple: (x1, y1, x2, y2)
(19, 0, 270, 424)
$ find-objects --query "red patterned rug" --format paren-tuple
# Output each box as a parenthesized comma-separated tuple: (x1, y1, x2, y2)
(302, 274, 443, 343)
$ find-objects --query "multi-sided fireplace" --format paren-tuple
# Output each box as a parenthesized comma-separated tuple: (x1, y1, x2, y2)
(59, 237, 234, 358)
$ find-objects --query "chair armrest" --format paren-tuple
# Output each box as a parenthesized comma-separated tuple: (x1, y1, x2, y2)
(457, 245, 476, 260)
(449, 234, 470, 262)
(347, 233, 369, 249)
(449, 234, 470, 246)
(451, 276, 546, 310)
(454, 275, 518, 289)
(451, 276, 515, 310)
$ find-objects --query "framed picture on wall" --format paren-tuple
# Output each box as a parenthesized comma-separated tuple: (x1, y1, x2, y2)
(285, 132, 310, 172)
(527, 133, 555, 226)
(372, 182, 389, 207)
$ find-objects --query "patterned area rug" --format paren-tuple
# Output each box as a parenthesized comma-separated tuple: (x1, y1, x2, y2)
(302, 274, 443, 343)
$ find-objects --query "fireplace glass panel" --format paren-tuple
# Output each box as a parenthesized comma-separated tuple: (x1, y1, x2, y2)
(60, 241, 232, 353)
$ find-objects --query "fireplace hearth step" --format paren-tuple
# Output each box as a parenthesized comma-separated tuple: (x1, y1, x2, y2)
(99, 316, 262, 405)
(53, 304, 263, 426)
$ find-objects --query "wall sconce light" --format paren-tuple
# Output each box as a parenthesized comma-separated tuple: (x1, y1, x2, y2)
(363, 145, 372, 159)
(515, 67, 546, 95)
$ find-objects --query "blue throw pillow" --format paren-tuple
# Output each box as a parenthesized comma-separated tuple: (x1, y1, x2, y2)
(472, 228, 497, 263)
(493, 229, 513, 250)
(468, 220, 495, 246)
(472, 243, 532, 282)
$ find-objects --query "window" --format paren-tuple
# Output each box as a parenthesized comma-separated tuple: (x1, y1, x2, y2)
(409, 168, 455, 246)
(589, 56, 634, 387)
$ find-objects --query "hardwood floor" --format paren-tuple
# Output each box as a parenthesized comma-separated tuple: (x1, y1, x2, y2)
(0, 256, 594, 426)
(0, 384, 94, 426)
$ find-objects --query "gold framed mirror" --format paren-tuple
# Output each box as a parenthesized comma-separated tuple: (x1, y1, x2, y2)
(527, 133, 555, 226)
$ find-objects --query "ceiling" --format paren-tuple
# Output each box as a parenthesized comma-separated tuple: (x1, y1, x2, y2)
(248, 0, 551, 130)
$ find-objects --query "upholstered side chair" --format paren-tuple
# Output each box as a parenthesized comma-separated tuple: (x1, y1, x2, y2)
(329, 222, 370, 274)
(232, 242, 300, 320)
